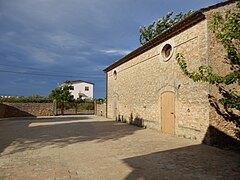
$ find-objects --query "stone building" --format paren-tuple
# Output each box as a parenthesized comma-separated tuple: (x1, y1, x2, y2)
(104, 0, 239, 146)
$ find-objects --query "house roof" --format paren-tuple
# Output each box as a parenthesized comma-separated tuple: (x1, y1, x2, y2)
(78, 92, 88, 97)
(103, 0, 237, 72)
(62, 80, 94, 85)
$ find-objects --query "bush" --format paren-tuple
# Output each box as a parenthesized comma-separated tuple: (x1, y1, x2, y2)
(78, 101, 94, 110)
(0, 95, 53, 103)
(95, 98, 106, 104)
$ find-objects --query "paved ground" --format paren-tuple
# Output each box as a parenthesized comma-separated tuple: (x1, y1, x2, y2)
(0, 115, 239, 180)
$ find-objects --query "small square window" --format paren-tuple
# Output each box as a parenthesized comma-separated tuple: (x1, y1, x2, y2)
(85, 86, 89, 91)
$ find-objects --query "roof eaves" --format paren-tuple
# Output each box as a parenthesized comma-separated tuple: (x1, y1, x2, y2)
(199, 0, 237, 13)
(62, 80, 95, 85)
(103, 0, 237, 73)
(103, 11, 205, 72)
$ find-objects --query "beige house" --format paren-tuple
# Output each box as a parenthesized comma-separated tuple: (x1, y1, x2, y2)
(104, 0, 239, 146)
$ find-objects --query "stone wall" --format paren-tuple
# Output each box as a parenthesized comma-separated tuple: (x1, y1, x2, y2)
(95, 103, 107, 117)
(107, 18, 210, 142)
(0, 103, 54, 118)
(106, 1, 239, 146)
(204, 1, 240, 145)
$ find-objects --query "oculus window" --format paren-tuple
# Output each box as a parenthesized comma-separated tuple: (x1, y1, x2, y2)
(161, 43, 173, 61)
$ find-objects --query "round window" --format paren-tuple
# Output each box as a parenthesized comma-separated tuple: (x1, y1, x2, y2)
(113, 70, 117, 80)
(161, 43, 173, 61)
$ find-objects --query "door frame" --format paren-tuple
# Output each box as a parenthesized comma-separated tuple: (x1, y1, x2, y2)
(112, 93, 119, 120)
(112, 99, 117, 120)
(159, 87, 176, 135)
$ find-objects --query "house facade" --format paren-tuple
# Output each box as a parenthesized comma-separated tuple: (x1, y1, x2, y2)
(104, 0, 239, 146)
(62, 80, 94, 100)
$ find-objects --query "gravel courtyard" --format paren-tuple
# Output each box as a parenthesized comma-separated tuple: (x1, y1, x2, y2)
(0, 115, 239, 179)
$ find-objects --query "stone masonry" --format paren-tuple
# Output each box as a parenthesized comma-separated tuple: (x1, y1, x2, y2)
(95, 103, 107, 117)
(204, 2, 240, 146)
(0, 103, 54, 118)
(104, 0, 239, 146)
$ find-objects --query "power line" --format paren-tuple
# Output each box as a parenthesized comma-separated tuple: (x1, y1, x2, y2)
(0, 63, 104, 76)
(0, 69, 105, 79)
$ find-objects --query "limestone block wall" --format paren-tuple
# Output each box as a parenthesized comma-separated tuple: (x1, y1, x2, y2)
(107, 19, 210, 142)
(0, 103, 54, 118)
(204, 1, 240, 144)
(95, 103, 107, 117)
(169, 20, 210, 141)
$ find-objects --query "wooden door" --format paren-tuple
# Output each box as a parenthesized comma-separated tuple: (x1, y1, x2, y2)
(161, 91, 175, 134)
(112, 99, 117, 120)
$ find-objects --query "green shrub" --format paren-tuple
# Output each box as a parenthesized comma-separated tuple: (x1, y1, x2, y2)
(79, 102, 94, 110)
(95, 98, 106, 104)
(0, 94, 53, 103)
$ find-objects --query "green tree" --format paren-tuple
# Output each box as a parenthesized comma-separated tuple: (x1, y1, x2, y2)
(49, 81, 75, 114)
(139, 11, 192, 45)
(176, 1, 240, 134)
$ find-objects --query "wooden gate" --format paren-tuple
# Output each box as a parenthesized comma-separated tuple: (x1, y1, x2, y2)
(161, 91, 175, 134)
(56, 101, 94, 115)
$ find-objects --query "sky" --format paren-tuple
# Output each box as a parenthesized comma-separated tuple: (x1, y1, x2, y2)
(0, 0, 223, 98)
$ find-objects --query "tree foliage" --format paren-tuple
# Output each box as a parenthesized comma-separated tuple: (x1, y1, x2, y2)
(0, 94, 52, 103)
(49, 81, 75, 114)
(139, 11, 193, 45)
(176, 1, 240, 110)
(49, 82, 75, 103)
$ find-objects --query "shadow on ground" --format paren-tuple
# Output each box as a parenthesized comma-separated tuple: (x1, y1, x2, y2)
(0, 115, 142, 155)
(123, 126, 240, 179)
(0, 104, 35, 118)
(124, 144, 240, 180)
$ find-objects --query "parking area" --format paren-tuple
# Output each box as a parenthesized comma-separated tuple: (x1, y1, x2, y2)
(0, 115, 239, 179)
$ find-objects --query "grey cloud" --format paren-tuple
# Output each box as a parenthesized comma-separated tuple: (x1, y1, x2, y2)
(0, 0, 223, 97)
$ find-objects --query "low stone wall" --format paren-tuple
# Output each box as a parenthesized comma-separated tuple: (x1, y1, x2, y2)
(95, 103, 106, 117)
(0, 103, 54, 118)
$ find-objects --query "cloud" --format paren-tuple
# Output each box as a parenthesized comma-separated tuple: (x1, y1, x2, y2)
(31, 50, 58, 64)
(0, 0, 224, 97)
(47, 33, 87, 50)
(99, 49, 131, 56)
